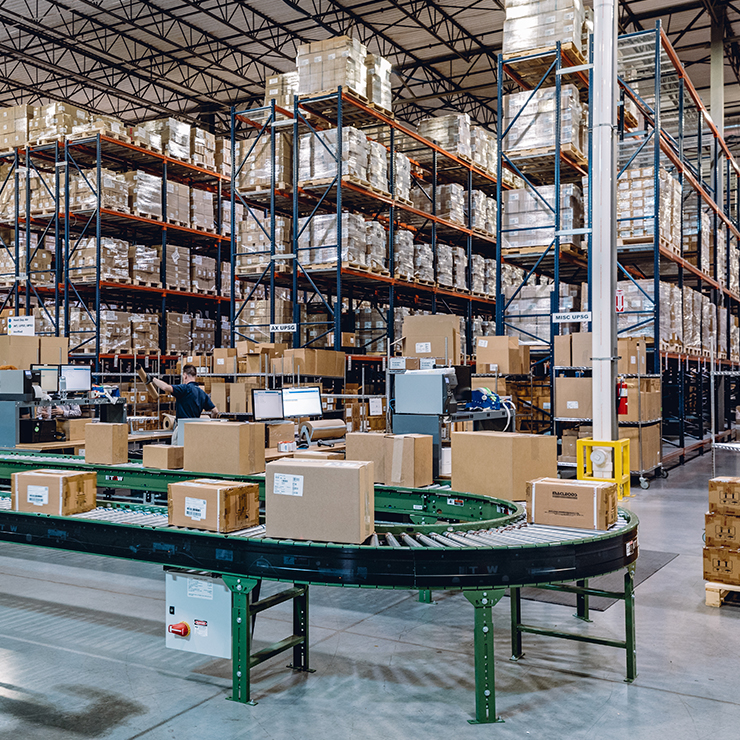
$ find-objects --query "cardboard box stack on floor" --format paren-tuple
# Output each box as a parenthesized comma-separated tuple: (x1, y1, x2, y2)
(704, 478, 740, 586)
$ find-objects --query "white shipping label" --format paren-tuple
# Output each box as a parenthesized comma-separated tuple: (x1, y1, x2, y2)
(478, 339, 488, 348)
(489, 364, 499, 372)
(27, 485, 49, 506)
(216, 358, 225, 365)
(566, 401, 579, 409)
(388, 357, 405, 370)
(415, 342, 432, 353)
(274, 473, 304, 497)
(187, 579, 214, 600)
(630, 356, 636, 364)
(185, 497, 207, 521)
(419, 358, 435, 370)
(368, 397, 383, 416)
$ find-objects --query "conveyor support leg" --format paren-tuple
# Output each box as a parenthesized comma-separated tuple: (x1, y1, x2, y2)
(223, 576, 260, 705)
(418, 589, 433, 603)
(509, 586, 523, 660)
(575, 579, 591, 622)
(289, 585, 311, 672)
(625, 568, 636, 682)
(464, 588, 505, 724)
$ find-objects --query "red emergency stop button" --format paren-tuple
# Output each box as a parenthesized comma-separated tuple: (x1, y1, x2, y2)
(168, 621, 190, 637)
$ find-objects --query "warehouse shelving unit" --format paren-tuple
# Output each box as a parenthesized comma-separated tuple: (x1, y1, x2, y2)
(230, 89, 500, 356)
(1, 134, 232, 376)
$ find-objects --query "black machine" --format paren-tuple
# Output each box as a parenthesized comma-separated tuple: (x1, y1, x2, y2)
(19, 418, 59, 444)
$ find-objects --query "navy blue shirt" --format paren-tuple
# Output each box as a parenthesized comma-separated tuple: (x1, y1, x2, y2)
(171, 382, 215, 419)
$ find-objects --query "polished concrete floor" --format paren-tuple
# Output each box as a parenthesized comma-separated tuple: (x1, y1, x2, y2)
(1, 452, 739, 740)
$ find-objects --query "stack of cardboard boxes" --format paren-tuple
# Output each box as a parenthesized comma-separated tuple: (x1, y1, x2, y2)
(704, 478, 740, 594)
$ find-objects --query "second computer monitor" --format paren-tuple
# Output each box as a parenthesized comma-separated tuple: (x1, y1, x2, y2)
(60, 365, 92, 393)
(252, 389, 284, 421)
(281, 386, 322, 418)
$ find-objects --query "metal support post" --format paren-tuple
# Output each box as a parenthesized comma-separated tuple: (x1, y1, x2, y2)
(575, 579, 591, 622)
(592, 0, 618, 451)
(223, 575, 260, 705)
(289, 584, 310, 671)
(463, 588, 505, 724)
(509, 586, 523, 660)
(625, 567, 637, 682)
(418, 589, 433, 604)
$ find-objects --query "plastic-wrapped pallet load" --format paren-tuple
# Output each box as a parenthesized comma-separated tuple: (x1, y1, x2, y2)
(502, 0, 586, 57)
(130, 244, 160, 285)
(220, 199, 244, 236)
(164, 245, 190, 291)
(719, 305, 729, 358)
(418, 113, 472, 161)
(411, 183, 466, 225)
(236, 213, 292, 273)
(71, 113, 127, 140)
(702, 295, 717, 354)
(124, 171, 162, 220)
(453, 247, 468, 291)
(356, 305, 387, 354)
(394, 230, 414, 278)
(732, 316, 740, 361)
(298, 127, 368, 183)
(237, 132, 292, 190)
(365, 54, 392, 111)
(485, 258, 497, 296)
(471, 254, 486, 294)
(713, 227, 727, 286)
(191, 254, 216, 292)
(0, 105, 32, 150)
(365, 221, 387, 271)
(165, 180, 189, 226)
(311, 213, 367, 265)
(130, 314, 159, 353)
(99, 310, 131, 353)
(264, 72, 299, 109)
(143, 118, 191, 160)
(682, 287, 702, 354)
(367, 139, 388, 193)
(683, 209, 711, 271)
(215, 138, 231, 177)
(414, 243, 434, 283)
(69, 237, 130, 282)
(190, 189, 215, 231)
(166, 313, 192, 355)
(69, 168, 128, 212)
(191, 128, 216, 169)
(437, 243, 453, 287)
(471, 190, 489, 232)
(192, 316, 216, 354)
(504, 84, 586, 157)
(502, 183, 583, 249)
(617, 279, 680, 350)
(731, 242, 740, 296)
(296, 36, 367, 98)
(221, 261, 242, 300)
(129, 124, 162, 152)
(29, 102, 89, 142)
(470, 126, 490, 172)
(392, 151, 412, 202)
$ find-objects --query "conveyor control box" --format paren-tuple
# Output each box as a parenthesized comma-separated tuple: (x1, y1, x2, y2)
(165, 570, 231, 658)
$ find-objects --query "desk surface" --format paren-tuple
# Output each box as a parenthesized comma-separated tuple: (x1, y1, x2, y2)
(16, 430, 173, 452)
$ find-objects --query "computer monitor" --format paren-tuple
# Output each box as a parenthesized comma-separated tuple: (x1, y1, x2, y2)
(60, 365, 92, 393)
(281, 386, 323, 418)
(30, 364, 59, 393)
(252, 389, 285, 422)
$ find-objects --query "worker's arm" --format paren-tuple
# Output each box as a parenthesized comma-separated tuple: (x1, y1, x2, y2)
(204, 394, 218, 418)
(209, 406, 220, 418)
(151, 376, 174, 395)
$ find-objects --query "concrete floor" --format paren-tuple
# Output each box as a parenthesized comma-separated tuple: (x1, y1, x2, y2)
(1, 453, 739, 740)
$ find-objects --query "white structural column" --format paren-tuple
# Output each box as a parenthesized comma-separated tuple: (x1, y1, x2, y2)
(591, 0, 618, 444)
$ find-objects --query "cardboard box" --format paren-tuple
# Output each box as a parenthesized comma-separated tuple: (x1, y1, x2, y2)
(210, 382, 229, 412)
(57, 417, 91, 441)
(570, 332, 592, 367)
(84, 423, 128, 465)
(345, 431, 387, 482)
(143, 444, 184, 470)
(560, 428, 579, 460)
(403, 314, 461, 364)
(526, 477, 618, 530)
(0, 335, 39, 370)
(475, 336, 528, 375)
(39, 336, 69, 364)
(183, 421, 265, 475)
(709, 477, 740, 515)
(267, 421, 295, 448)
(168, 478, 259, 532)
(554, 334, 571, 367)
(615, 425, 661, 473)
(341, 332, 356, 347)
(618, 378, 661, 423)
(230, 383, 249, 414)
(273, 348, 316, 376)
(383, 434, 433, 488)
(705, 513, 740, 548)
(618, 337, 648, 375)
(11, 469, 97, 516)
(554, 377, 592, 419)
(451, 431, 557, 500)
(265, 459, 374, 544)
(703, 546, 740, 586)
(292, 450, 345, 460)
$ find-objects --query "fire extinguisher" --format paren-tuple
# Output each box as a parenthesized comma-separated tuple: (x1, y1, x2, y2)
(617, 379, 628, 416)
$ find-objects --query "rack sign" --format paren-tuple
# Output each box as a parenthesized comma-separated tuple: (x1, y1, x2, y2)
(552, 312, 591, 324)
(269, 323, 297, 333)
(8, 316, 35, 335)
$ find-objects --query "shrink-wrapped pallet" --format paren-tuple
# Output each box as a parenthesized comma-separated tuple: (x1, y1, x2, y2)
(130, 244, 160, 285)
(414, 243, 434, 283)
(190, 189, 215, 231)
(365, 54, 392, 111)
(472, 254, 486, 294)
(418, 113, 471, 161)
(166, 312, 192, 355)
(502, 0, 586, 57)
(367, 139, 388, 194)
(191, 254, 216, 293)
(453, 246, 468, 291)
(237, 131, 292, 190)
(131, 313, 159, 353)
(299, 127, 368, 182)
(142, 118, 191, 160)
(69, 237, 130, 282)
(394, 230, 414, 278)
(365, 221, 387, 271)
(392, 151, 412, 202)
(297, 213, 366, 266)
(296, 36, 367, 99)
(124, 171, 162, 220)
(437, 243, 453, 287)
(236, 213, 291, 273)
(264, 71, 299, 110)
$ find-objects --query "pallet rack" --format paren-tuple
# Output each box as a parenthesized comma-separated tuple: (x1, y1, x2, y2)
(1, 133, 232, 378)
(229, 91, 501, 356)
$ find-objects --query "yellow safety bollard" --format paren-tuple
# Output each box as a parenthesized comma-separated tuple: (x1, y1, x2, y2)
(576, 437, 631, 499)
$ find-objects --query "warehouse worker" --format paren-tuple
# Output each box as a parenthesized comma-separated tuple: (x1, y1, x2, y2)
(147, 364, 219, 445)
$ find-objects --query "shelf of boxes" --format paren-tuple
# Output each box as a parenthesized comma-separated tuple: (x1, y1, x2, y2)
(230, 35, 520, 357)
(0, 105, 242, 370)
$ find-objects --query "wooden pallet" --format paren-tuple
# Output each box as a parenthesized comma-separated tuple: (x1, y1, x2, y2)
(298, 174, 372, 191)
(132, 211, 163, 221)
(502, 243, 584, 259)
(68, 129, 132, 145)
(507, 141, 588, 168)
(238, 182, 291, 194)
(167, 218, 190, 228)
(164, 153, 192, 165)
(299, 88, 369, 105)
(416, 278, 435, 287)
(706, 581, 740, 607)
(502, 42, 588, 90)
(235, 264, 290, 276)
(191, 160, 216, 172)
(131, 139, 162, 153)
(191, 224, 217, 234)
(132, 280, 162, 289)
(395, 197, 413, 208)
